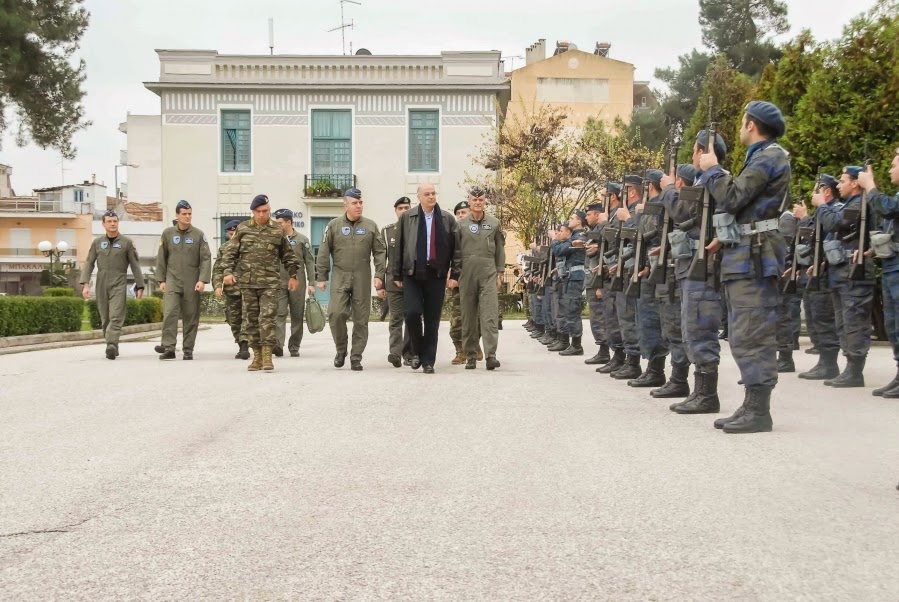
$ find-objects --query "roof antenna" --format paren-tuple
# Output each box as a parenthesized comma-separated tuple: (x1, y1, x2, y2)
(328, 0, 361, 56)
(268, 18, 274, 55)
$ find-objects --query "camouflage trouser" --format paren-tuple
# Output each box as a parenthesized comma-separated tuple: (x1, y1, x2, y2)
(776, 290, 801, 352)
(656, 280, 687, 366)
(601, 282, 624, 351)
(561, 278, 584, 337)
(224, 291, 245, 343)
(882, 270, 899, 362)
(241, 287, 278, 347)
(831, 279, 874, 359)
(636, 280, 667, 360)
(803, 286, 839, 352)
(680, 278, 721, 366)
(552, 284, 564, 332)
(614, 290, 640, 356)
(450, 286, 462, 345)
(530, 293, 544, 326)
(586, 288, 607, 345)
(725, 277, 779, 388)
(542, 286, 554, 329)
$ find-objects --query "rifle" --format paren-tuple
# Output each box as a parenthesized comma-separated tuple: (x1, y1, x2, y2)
(687, 99, 717, 283)
(609, 172, 628, 292)
(806, 170, 825, 292)
(626, 169, 652, 297)
(586, 187, 612, 287)
(649, 139, 678, 286)
(849, 156, 874, 281)
(782, 181, 810, 295)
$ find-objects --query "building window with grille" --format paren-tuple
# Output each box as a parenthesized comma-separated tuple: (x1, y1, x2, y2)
(221, 110, 252, 173)
(409, 110, 439, 172)
(311, 109, 353, 191)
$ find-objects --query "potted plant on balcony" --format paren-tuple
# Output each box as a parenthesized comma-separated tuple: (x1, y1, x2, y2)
(306, 179, 334, 198)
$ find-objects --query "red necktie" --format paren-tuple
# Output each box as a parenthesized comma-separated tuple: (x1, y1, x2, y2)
(428, 215, 436, 264)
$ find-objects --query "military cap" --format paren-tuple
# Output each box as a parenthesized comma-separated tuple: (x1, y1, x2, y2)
(819, 174, 839, 188)
(677, 163, 698, 183)
(696, 130, 728, 161)
(573, 209, 587, 221)
(606, 182, 622, 196)
(559, 223, 572, 231)
(250, 194, 269, 210)
(624, 175, 644, 186)
(843, 166, 863, 179)
(345, 188, 362, 199)
(176, 199, 191, 211)
(586, 202, 604, 212)
(454, 200, 470, 214)
(468, 185, 486, 197)
(394, 196, 412, 208)
(273, 208, 293, 220)
(224, 219, 241, 231)
(645, 169, 665, 188)
(745, 101, 786, 138)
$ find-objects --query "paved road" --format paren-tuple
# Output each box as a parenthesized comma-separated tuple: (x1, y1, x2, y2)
(1, 322, 898, 600)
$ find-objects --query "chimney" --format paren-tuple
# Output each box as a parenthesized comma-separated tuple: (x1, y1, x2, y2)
(91, 173, 96, 184)
(595, 42, 611, 57)
(525, 39, 547, 66)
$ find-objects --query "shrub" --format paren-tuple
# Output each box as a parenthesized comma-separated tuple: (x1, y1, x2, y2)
(0, 297, 85, 337)
(86, 297, 163, 329)
(43, 287, 75, 297)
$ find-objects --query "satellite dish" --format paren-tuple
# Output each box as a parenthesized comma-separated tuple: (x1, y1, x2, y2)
(569, 43, 578, 51)
(355, 48, 372, 55)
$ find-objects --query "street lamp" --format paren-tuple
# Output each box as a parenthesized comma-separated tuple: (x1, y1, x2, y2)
(38, 241, 69, 286)
(114, 163, 139, 199)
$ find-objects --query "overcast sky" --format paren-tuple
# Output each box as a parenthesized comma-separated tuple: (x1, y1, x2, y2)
(0, 0, 877, 196)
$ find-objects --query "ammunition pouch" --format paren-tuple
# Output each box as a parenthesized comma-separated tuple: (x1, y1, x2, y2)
(824, 239, 848, 266)
(795, 243, 813, 266)
(870, 231, 897, 259)
(712, 213, 741, 246)
(668, 230, 695, 259)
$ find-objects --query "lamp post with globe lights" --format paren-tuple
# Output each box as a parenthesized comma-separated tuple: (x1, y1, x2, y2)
(38, 240, 69, 287)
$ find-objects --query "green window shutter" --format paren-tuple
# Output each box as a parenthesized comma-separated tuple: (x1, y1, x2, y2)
(311, 110, 352, 190)
(409, 110, 439, 172)
(221, 110, 251, 172)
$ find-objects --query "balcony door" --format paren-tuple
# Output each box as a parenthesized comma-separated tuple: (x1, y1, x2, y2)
(311, 110, 352, 193)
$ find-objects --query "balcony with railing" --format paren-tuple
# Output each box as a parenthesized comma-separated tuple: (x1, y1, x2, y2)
(0, 198, 91, 214)
(303, 174, 357, 199)
(0, 248, 77, 258)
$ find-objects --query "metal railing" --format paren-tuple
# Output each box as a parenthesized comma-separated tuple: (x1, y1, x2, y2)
(303, 174, 357, 198)
(0, 198, 91, 214)
(0, 248, 77, 257)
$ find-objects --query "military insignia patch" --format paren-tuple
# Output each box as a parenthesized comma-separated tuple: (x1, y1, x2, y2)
(290, 240, 297, 246)
(100, 242, 109, 249)
(185, 238, 194, 244)
(355, 228, 366, 235)
(173, 236, 181, 244)
(469, 224, 479, 233)
(113, 243, 122, 249)
(341, 227, 351, 236)
(483, 224, 492, 230)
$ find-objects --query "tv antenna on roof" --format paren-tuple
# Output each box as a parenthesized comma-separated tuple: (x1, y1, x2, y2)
(328, 0, 361, 56)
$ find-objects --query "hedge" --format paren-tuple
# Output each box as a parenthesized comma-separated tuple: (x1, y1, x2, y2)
(43, 287, 75, 297)
(0, 297, 85, 337)
(86, 298, 163, 329)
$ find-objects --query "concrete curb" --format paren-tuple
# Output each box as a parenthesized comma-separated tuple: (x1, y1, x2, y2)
(0, 323, 163, 349)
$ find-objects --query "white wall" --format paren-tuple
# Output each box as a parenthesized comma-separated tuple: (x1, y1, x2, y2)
(125, 115, 162, 204)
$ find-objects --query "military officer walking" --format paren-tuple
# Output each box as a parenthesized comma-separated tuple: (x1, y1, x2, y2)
(383, 197, 414, 368)
(154, 200, 211, 361)
(80, 210, 145, 360)
(221, 194, 301, 372)
(455, 186, 504, 370)
(212, 219, 249, 359)
(272, 209, 316, 358)
(315, 188, 388, 371)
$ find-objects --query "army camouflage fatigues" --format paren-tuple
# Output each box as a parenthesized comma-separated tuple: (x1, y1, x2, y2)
(777, 213, 802, 353)
(212, 238, 245, 344)
(221, 218, 300, 348)
(867, 187, 899, 362)
(456, 213, 505, 359)
(584, 223, 608, 347)
(610, 202, 641, 357)
(276, 230, 315, 353)
(156, 225, 212, 353)
(552, 229, 586, 338)
(635, 198, 668, 361)
(316, 214, 387, 361)
(80, 234, 145, 346)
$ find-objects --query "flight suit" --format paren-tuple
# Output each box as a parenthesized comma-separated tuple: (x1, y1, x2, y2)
(276, 229, 315, 354)
(156, 225, 212, 353)
(212, 238, 245, 344)
(456, 213, 505, 360)
(316, 214, 387, 361)
(382, 222, 412, 361)
(80, 234, 145, 346)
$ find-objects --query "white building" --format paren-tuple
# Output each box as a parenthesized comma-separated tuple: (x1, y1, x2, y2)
(118, 114, 162, 204)
(127, 48, 508, 302)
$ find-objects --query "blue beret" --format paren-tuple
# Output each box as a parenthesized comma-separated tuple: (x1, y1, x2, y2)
(677, 164, 698, 183)
(624, 175, 644, 186)
(646, 169, 664, 187)
(395, 196, 412, 208)
(586, 203, 604, 212)
(843, 166, 863, 179)
(696, 130, 728, 161)
(573, 210, 587, 221)
(345, 188, 362, 199)
(454, 200, 470, 214)
(606, 182, 622, 196)
(273, 208, 293, 220)
(250, 194, 269, 210)
(745, 101, 786, 138)
(224, 219, 241, 231)
(819, 174, 839, 188)
(176, 199, 191, 211)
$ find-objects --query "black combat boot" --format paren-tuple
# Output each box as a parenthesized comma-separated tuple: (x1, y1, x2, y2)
(560, 336, 584, 356)
(523, 319, 534, 330)
(873, 365, 899, 397)
(598, 349, 625, 374)
(825, 356, 865, 388)
(776, 351, 795, 373)
(539, 328, 556, 345)
(675, 363, 720, 414)
(530, 325, 545, 338)
(805, 346, 820, 355)
(798, 350, 839, 380)
(273, 346, 284, 358)
(548, 334, 570, 352)
(613, 354, 642, 380)
(670, 368, 701, 411)
(235, 341, 250, 360)
(652, 361, 690, 399)
(714, 388, 747, 429)
(628, 356, 666, 388)
(585, 343, 610, 365)
(723, 385, 773, 434)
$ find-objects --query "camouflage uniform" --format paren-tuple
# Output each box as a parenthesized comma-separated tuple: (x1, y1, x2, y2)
(867, 186, 899, 393)
(221, 218, 300, 348)
(610, 203, 641, 358)
(276, 229, 315, 354)
(775, 213, 802, 369)
(803, 205, 841, 355)
(584, 223, 608, 348)
(212, 238, 245, 344)
(635, 196, 668, 364)
(551, 228, 586, 340)
(80, 234, 145, 348)
(156, 225, 212, 354)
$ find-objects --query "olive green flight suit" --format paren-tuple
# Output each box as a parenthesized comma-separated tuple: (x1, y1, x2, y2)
(212, 238, 246, 344)
(276, 229, 316, 353)
(383, 222, 413, 360)
(80, 234, 145, 345)
(156, 225, 212, 353)
(455, 213, 505, 359)
(315, 214, 387, 361)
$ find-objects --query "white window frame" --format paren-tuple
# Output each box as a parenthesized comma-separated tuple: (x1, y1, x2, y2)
(405, 105, 442, 176)
(308, 104, 356, 186)
(218, 104, 255, 176)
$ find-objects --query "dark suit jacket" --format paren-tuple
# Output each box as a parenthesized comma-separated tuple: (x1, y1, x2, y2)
(392, 204, 461, 281)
